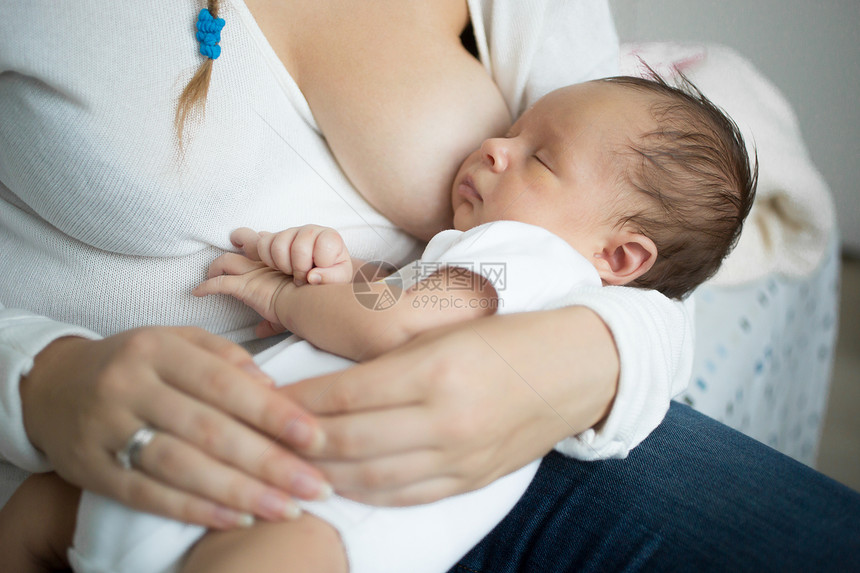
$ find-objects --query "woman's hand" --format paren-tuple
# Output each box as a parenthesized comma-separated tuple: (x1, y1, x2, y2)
(281, 307, 619, 506)
(20, 327, 332, 529)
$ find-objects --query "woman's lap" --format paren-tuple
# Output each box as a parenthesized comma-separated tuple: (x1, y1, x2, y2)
(451, 401, 860, 572)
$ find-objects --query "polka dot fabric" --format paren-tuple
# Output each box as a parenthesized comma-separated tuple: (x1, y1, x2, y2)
(681, 234, 840, 466)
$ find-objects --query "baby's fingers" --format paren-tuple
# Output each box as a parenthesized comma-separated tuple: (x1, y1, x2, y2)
(255, 319, 288, 339)
(312, 229, 349, 269)
(265, 229, 303, 276)
(193, 274, 242, 299)
(307, 261, 353, 285)
(231, 228, 263, 261)
(193, 254, 264, 297)
(203, 253, 266, 280)
(290, 227, 321, 285)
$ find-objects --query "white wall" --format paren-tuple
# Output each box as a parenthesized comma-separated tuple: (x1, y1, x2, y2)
(609, 0, 860, 254)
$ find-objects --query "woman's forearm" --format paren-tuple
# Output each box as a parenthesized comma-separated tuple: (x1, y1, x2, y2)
(467, 306, 619, 438)
(0, 304, 103, 472)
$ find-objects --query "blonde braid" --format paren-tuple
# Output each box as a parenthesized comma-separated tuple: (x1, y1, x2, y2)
(175, 0, 221, 144)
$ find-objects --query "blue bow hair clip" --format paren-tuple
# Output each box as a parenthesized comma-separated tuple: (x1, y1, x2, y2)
(196, 8, 226, 60)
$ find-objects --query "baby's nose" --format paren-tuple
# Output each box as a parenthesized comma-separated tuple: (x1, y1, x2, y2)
(481, 138, 509, 172)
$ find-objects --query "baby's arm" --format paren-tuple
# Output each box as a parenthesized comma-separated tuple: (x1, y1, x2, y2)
(195, 226, 498, 361)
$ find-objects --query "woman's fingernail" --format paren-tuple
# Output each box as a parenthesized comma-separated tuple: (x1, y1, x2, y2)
(317, 482, 334, 501)
(291, 472, 333, 501)
(213, 507, 255, 529)
(285, 419, 325, 451)
(309, 426, 326, 453)
(285, 418, 311, 444)
(241, 362, 274, 385)
(259, 492, 302, 521)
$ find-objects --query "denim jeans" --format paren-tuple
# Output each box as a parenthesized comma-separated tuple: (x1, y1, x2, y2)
(449, 401, 860, 572)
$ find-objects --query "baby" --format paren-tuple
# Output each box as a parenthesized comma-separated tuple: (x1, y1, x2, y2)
(1, 75, 756, 573)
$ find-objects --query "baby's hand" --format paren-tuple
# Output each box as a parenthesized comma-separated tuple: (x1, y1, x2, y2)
(193, 253, 296, 337)
(231, 226, 353, 286)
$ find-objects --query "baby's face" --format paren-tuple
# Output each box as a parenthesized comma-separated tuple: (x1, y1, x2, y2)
(450, 80, 655, 258)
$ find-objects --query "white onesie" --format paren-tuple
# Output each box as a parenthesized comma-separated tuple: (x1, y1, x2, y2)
(70, 221, 688, 573)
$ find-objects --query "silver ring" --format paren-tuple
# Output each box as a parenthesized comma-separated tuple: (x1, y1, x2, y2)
(116, 426, 156, 470)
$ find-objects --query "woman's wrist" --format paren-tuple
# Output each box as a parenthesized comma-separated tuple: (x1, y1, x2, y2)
(20, 336, 88, 455)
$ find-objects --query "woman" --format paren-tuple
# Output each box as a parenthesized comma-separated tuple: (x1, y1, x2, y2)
(0, 0, 857, 571)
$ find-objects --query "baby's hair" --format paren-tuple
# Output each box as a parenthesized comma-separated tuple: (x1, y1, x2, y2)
(175, 0, 222, 144)
(602, 71, 758, 299)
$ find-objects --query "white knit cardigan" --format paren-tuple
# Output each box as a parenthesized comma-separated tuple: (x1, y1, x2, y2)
(0, 0, 691, 488)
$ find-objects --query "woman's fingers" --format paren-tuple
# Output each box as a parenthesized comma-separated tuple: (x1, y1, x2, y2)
(141, 385, 328, 497)
(20, 327, 332, 527)
(130, 430, 303, 522)
(175, 326, 273, 385)
(104, 454, 257, 529)
(280, 355, 428, 416)
(342, 476, 464, 508)
(315, 448, 448, 496)
(146, 392, 328, 497)
(150, 331, 326, 457)
(117, 330, 333, 510)
(310, 406, 436, 460)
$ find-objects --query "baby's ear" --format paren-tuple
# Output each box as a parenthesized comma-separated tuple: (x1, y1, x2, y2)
(592, 230, 657, 286)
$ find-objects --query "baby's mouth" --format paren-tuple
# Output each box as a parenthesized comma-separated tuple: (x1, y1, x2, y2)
(457, 175, 483, 202)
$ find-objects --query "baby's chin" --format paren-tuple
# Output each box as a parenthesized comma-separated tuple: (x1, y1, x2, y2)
(452, 205, 475, 232)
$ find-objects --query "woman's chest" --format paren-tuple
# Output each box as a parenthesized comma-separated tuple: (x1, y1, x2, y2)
(238, 0, 511, 239)
(243, 0, 470, 88)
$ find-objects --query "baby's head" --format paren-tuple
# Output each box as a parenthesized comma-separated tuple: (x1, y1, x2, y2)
(451, 75, 757, 299)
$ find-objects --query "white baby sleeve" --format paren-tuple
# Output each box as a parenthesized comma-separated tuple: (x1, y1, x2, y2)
(0, 306, 100, 471)
(549, 287, 694, 460)
(421, 222, 692, 460)
(418, 221, 601, 313)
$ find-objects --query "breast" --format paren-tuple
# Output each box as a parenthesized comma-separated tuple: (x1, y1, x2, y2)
(245, 0, 512, 240)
